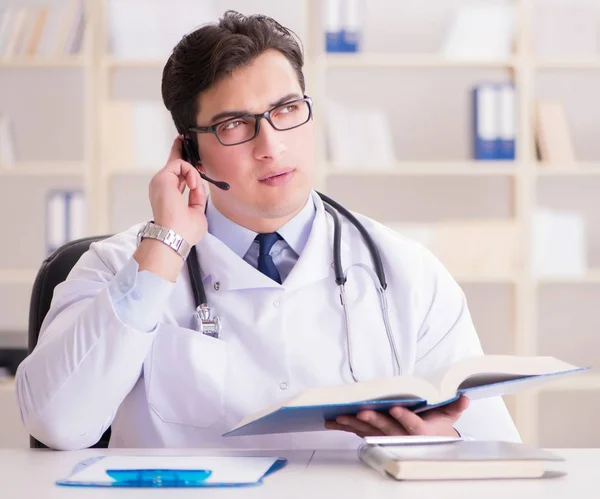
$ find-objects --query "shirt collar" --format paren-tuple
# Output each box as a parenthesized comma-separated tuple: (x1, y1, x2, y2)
(205, 192, 317, 258)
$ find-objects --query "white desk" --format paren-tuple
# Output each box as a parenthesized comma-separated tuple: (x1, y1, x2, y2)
(1, 448, 598, 498)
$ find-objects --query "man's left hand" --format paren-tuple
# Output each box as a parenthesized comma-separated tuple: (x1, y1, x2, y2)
(324, 395, 469, 438)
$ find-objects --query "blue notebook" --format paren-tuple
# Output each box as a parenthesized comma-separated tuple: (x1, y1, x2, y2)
(223, 355, 589, 437)
(56, 455, 287, 488)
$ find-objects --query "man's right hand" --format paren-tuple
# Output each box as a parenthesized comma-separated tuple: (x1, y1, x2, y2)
(134, 136, 208, 282)
(149, 136, 208, 245)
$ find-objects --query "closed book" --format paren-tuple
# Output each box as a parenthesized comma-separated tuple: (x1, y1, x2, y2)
(358, 440, 563, 480)
(535, 100, 576, 166)
(223, 355, 588, 437)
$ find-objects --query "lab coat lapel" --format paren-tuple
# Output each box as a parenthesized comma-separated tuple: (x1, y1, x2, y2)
(192, 192, 350, 292)
(282, 193, 343, 292)
(193, 234, 280, 291)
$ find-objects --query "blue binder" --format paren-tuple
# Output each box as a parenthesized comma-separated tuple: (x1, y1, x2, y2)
(472, 83, 499, 160)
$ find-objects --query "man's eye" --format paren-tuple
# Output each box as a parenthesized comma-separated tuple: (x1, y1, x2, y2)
(223, 120, 243, 130)
(280, 105, 298, 114)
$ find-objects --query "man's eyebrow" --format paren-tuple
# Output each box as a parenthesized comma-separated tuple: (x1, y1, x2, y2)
(208, 93, 304, 124)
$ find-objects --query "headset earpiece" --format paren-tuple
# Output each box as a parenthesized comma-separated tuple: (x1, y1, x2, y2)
(181, 135, 201, 166)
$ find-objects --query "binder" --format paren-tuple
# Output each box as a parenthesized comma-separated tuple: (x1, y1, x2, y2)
(472, 83, 499, 160)
(324, 0, 344, 52)
(497, 82, 516, 160)
(341, 0, 362, 52)
(324, 0, 363, 53)
(46, 189, 86, 255)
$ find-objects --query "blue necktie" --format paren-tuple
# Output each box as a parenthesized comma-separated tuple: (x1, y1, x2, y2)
(256, 233, 282, 284)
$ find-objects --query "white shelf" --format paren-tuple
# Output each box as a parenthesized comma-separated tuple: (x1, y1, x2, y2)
(102, 57, 164, 69)
(534, 373, 600, 392)
(320, 53, 518, 69)
(536, 164, 600, 176)
(535, 269, 600, 284)
(326, 161, 518, 176)
(0, 269, 37, 284)
(103, 167, 157, 177)
(0, 56, 87, 68)
(0, 162, 85, 176)
(455, 274, 519, 284)
(535, 59, 600, 70)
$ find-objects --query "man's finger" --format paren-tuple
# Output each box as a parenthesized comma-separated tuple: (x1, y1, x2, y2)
(188, 180, 207, 210)
(324, 419, 385, 437)
(356, 410, 408, 436)
(336, 416, 383, 436)
(430, 395, 470, 419)
(324, 421, 355, 433)
(442, 397, 468, 417)
(388, 406, 427, 435)
(168, 136, 184, 163)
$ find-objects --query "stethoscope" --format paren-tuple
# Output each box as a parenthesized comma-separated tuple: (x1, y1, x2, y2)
(186, 191, 403, 382)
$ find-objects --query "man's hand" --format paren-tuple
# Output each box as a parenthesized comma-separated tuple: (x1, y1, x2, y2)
(134, 136, 207, 282)
(149, 136, 208, 246)
(324, 395, 469, 438)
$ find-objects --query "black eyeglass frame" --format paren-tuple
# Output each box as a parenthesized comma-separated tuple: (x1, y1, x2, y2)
(188, 95, 313, 146)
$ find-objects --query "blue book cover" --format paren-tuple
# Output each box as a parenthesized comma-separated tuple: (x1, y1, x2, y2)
(223, 355, 589, 438)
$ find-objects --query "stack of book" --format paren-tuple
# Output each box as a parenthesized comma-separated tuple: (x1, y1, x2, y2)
(0, 0, 85, 58)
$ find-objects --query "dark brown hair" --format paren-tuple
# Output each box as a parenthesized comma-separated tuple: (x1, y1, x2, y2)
(162, 10, 305, 136)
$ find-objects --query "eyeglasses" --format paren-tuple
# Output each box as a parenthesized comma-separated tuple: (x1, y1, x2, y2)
(189, 95, 313, 146)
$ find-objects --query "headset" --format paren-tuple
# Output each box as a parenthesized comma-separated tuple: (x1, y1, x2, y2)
(181, 135, 230, 191)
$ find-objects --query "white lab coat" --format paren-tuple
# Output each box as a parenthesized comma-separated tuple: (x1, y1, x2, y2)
(15, 193, 521, 450)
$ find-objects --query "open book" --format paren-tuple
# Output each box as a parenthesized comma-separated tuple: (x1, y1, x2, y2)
(223, 355, 589, 437)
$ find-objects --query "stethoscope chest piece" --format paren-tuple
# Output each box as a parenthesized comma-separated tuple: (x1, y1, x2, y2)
(194, 303, 222, 339)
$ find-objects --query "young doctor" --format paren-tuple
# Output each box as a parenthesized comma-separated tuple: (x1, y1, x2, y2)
(16, 11, 520, 450)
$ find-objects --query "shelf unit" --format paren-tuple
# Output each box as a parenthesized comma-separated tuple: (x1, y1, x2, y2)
(320, 53, 519, 69)
(1, 0, 599, 448)
(0, 1, 95, 351)
(309, 0, 599, 448)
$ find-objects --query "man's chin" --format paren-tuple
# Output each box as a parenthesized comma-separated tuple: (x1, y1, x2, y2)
(257, 191, 311, 220)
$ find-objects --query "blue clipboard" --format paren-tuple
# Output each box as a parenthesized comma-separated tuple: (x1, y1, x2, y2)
(56, 456, 288, 488)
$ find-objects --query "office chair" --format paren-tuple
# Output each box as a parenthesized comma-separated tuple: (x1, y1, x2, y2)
(28, 235, 112, 449)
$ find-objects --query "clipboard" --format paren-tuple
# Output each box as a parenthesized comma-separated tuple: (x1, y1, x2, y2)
(56, 455, 288, 488)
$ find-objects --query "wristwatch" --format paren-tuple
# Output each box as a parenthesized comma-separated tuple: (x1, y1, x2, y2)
(136, 221, 192, 260)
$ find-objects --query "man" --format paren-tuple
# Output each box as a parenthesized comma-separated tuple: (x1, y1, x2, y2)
(16, 11, 520, 450)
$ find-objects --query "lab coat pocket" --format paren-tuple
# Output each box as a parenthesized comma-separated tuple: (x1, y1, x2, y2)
(145, 323, 228, 428)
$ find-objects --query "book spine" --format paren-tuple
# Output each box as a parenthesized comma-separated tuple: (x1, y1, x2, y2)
(46, 190, 68, 255)
(325, 0, 344, 52)
(341, 0, 361, 53)
(496, 82, 516, 160)
(357, 444, 393, 478)
(473, 83, 499, 160)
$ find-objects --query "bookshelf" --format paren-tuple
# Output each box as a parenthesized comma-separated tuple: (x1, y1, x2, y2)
(1, 0, 599, 448)
(320, 53, 519, 69)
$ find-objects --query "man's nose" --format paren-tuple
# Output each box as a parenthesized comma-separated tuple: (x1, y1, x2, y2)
(253, 118, 286, 160)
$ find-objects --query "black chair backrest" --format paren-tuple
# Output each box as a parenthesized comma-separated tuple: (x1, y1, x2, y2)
(28, 235, 112, 448)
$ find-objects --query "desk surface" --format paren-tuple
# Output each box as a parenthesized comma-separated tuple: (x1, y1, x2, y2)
(1, 447, 598, 498)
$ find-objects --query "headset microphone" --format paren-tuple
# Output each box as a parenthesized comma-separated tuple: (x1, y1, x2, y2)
(181, 136, 231, 191)
(199, 173, 230, 191)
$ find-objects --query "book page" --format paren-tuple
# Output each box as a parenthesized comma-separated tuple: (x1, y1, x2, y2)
(439, 355, 582, 400)
(290, 375, 439, 407)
